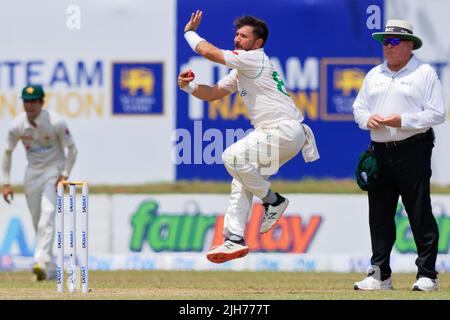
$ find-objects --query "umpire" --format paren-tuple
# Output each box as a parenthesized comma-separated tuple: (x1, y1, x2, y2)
(353, 20, 446, 291)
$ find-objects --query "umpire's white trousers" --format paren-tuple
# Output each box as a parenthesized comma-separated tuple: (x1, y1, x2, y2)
(24, 165, 60, 272)
(221, 120, 306, 238)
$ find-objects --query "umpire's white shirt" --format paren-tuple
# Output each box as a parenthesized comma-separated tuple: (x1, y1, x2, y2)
(218, 48, 303, 128)
(353, 55, 446, 142)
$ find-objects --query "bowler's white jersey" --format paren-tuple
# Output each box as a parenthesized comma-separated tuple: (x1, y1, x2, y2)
(219, 48, 303, 128)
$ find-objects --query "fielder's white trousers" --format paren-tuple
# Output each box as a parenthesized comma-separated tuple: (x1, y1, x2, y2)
(221, 120, 306, 238)
(24, 165, 60, 272)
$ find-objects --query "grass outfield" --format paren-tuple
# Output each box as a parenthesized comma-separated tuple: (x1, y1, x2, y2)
(0, 271, 448, 300)
(7, 179, 450, 194)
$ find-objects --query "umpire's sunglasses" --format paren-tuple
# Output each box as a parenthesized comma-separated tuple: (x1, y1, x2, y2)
(383, 38, 403, 46)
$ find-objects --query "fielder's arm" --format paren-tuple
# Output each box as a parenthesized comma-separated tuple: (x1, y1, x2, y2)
(56, 144, 78, 186)
(2, 128, 19, 203)
(2, 149, 14, 203)
(62, 144, 78, 178)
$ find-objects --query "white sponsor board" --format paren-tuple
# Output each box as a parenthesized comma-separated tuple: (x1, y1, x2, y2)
(1, 193, 449, 272)
(3, 252, 450, 273)
(387, 0, 450, 185)
(0, 0, 175, 184)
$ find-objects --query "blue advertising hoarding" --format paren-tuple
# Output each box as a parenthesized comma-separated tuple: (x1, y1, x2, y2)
(112, 62, 164, 115)
(176, 0, 384, 181)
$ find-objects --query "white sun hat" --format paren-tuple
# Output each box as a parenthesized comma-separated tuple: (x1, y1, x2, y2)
(372, 19, 422, 50)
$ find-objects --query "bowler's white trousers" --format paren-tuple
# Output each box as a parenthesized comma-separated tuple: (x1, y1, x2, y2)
(24, 165, 60, 272)
(221, 120, 306, 238)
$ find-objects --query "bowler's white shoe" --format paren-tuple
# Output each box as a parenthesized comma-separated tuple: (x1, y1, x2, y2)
(206, 240, 249, 264)
(354, 265, 393, 290)
(260, 194, 289, 233)
(412, 277, 438, 292)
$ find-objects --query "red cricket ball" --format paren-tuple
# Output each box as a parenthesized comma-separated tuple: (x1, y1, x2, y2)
(187, 71, 195, 79)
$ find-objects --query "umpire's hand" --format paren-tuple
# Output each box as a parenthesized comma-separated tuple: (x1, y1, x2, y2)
(381, 114, 401, 128)
(367, 114, 384, 129)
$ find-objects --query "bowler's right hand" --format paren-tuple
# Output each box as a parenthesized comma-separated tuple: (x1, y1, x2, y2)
(178, 69, 195, 89)
(2, 184, 14, 204)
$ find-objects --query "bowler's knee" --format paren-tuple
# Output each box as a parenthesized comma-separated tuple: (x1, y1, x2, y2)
(222, 145, 250, 175)
(222, 147, 235, 169)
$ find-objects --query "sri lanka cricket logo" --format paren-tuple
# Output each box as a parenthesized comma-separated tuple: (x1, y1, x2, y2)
(121, 67, 154, 96)
(112, 62, 164, 115)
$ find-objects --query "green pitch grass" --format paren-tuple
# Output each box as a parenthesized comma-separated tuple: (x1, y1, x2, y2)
(0, 271, 448, 300)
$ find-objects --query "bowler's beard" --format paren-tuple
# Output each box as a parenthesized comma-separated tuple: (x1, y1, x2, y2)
(234, 42, 252, 51)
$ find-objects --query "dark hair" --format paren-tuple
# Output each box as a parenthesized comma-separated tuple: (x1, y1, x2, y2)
(234, 16, 269, 47)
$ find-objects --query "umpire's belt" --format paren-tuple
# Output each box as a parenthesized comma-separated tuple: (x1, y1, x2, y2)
(372, 129, 433, 149)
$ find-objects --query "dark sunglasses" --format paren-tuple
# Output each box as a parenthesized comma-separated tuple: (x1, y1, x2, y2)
(383, 38, 403, 46)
